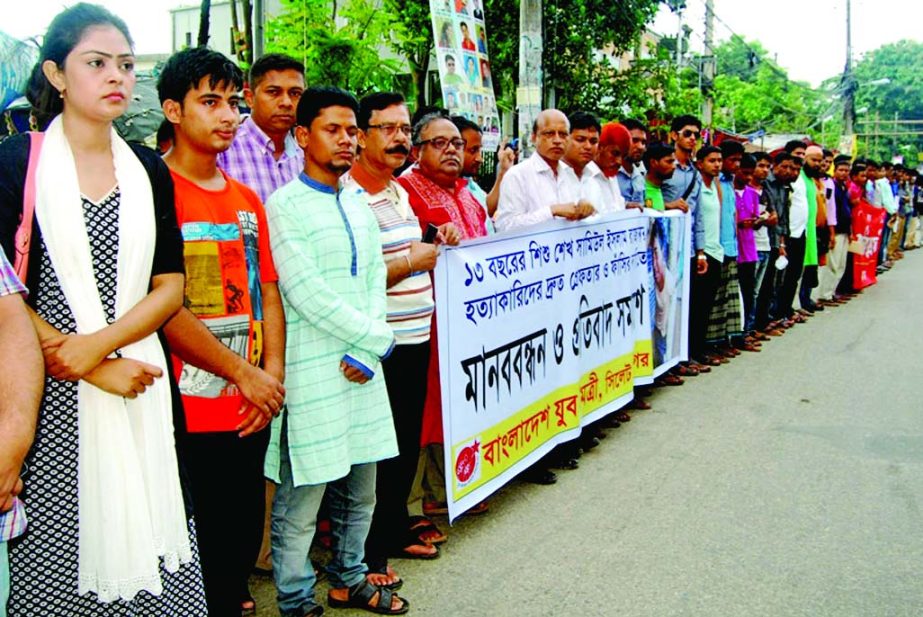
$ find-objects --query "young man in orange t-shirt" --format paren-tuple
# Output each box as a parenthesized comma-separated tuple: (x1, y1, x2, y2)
(159, 47, 286, 617)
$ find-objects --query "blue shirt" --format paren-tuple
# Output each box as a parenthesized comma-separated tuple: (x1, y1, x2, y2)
(662, 156, 701, 249)
(616, 164, 645, 204)
(719, 174, 738, 258)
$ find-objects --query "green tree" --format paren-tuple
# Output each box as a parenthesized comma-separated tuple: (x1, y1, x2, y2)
(265, 0, 402, 95)
(678, 37, 823, 134)
(851, 39, 923, 160)
(541, 0, 663, 114)
(382, 0, 433, 111)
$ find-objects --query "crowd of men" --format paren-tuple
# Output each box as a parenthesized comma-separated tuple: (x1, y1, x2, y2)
(2, 37, 919, 617)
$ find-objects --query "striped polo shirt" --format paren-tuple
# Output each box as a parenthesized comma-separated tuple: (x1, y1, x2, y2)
(341, 168, 434, 345)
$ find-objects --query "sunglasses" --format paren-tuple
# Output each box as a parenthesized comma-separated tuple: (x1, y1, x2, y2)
(681, 129, 701, 139)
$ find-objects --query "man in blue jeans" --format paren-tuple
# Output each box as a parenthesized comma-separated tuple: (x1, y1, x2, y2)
(0, 252, 43, 617)
(264, 86, 406, 616)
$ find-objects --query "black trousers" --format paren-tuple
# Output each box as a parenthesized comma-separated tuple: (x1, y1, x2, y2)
(365, 341, 429, 572)
(689, 254, 722, 359)
(737, 260, 757, 333)
(179, 427, 270, 617)
(754, 248, 778, 329)
(775, 234, 806, 319)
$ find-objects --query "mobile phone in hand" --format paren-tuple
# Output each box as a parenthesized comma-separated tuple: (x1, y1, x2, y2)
(422, 223, 439, 244)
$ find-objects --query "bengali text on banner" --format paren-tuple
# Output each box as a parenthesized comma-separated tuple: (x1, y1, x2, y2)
(434, 210, 690, 520)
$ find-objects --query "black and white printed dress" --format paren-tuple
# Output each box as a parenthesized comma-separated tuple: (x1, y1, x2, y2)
(0, 135, 208, 617)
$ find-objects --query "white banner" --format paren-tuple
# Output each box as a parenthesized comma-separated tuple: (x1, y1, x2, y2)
(434, 210, 690, 520)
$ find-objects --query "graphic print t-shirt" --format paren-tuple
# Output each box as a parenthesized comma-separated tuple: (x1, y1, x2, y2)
(170, 169, 278, 432)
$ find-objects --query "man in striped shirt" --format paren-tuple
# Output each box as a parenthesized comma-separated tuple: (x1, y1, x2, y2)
(0, 252, 43, 617)
(342, 92, 458, 587)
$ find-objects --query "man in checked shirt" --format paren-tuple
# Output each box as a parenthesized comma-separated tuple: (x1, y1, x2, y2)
(0, 251, 43, 617)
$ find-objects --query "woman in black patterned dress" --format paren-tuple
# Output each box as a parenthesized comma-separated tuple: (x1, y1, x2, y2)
(0, 4, 207, 615)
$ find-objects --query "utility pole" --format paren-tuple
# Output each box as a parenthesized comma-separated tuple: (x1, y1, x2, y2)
(253, 0, 264, 60)
(676, 6, 684, 68)
(842, 0, 855, 135)
(702, 0, 715, 128)
(517, 0, 543, 157)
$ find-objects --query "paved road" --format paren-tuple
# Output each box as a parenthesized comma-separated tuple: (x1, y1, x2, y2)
(252, 252, 923, 617)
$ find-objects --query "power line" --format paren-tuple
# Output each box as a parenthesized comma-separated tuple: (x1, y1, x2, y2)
(689, 0, 797, 84)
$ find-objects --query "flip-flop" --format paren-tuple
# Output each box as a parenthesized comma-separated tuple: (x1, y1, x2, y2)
(367, 568, 405, 590)
(408, 516, 447, 545)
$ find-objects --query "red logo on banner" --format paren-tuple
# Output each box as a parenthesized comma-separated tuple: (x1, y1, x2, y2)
(455, 440, 480, 484)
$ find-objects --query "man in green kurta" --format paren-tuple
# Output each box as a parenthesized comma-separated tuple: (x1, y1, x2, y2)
(264, 86, 406, 616)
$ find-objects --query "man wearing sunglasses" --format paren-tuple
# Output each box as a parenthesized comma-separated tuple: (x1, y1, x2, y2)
(662, 115, 703, 214)
(662, 114, 708, 374)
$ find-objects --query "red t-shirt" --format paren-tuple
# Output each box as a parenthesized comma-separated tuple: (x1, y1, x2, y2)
(170, 169, 278, 432)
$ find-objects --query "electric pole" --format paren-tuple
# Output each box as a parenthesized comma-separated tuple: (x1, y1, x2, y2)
(254, 0, 264, 60)
(517, 0, 543, 157)
(702, 0, 715, 128)
(676, 5, 684, 68)
(842, 0, 855, 135)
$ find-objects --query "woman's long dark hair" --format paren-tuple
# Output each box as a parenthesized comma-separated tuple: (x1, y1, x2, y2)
(26, 3, 133, 128)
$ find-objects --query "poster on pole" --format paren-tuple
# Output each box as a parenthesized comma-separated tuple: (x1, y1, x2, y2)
(434, 210, 691, 520)
(430, 0, 501, 150)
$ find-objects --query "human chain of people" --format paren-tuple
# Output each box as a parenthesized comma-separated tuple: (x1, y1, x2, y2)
(0, 2, 918, 617)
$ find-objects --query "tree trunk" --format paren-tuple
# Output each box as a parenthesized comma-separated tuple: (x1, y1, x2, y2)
(197, 0, 211, 47)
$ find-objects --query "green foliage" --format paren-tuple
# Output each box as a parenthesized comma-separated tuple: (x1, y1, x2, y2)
(668, 37, 823, 134)
(265, 0, 402, 96)
(854, 40, 923, 121)
(382, 0, 433, 109)
(851, 39, 923, 160)
(541, 0, 663, 113)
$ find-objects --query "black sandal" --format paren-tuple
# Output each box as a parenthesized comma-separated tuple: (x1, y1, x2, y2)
(328, 579, 409, 615)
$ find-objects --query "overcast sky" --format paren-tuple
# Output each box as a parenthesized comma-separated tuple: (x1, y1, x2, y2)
(6, 0, 921, 87)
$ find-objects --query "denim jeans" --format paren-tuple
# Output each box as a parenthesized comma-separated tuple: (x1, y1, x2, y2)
(1, 541, 8, 617)
(271, 427, 376, 617)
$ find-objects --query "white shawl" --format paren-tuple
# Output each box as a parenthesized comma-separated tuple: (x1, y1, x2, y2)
(34, 116, 192, 602)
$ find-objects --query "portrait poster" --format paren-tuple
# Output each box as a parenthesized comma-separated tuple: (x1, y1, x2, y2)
(430, 0, 501, 150)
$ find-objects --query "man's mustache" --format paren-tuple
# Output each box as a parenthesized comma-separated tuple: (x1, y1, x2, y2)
(386, 145, 410, 156)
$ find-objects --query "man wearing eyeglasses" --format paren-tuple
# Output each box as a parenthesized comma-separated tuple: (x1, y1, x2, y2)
(494, 108, 595, 232)
(397, 112, 487, 513)
(342, 93, 452, 587)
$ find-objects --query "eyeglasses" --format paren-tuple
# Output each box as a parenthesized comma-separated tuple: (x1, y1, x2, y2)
(681, 129, 701, 139)
(367, 123, 412, 137)
(417, 137, 466, 151)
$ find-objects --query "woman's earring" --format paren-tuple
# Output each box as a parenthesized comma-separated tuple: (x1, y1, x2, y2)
(59, 89, 65, 99)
